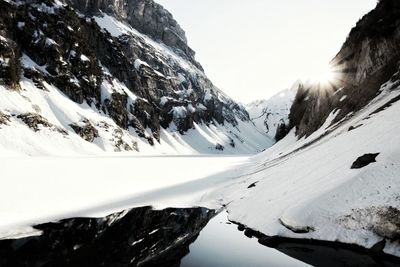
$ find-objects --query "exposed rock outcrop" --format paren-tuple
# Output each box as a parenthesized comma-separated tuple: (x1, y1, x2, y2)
(17, 112, 67, 134)
(0, 111, 11, 126)
(341, 206, 400, 241)
(68, 0, 199, 67)
(351, 153, 380, 169)
(289, 0, 400, 137)
(0, 33, 20, 90)
(69, 119, 99, 142)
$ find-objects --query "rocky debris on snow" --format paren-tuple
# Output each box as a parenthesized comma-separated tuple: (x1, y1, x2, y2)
(247, 182, 258, 189)
(111, 128, 138, 152)
(351, 153, 380, 169)
(0, 111, 11, 127)
(96, 120, 111, 131)
(69, 119, 98, 142)
(17, 112, 67, 134)
(215, 143, 224, 151)
(340, 206, 400, 240)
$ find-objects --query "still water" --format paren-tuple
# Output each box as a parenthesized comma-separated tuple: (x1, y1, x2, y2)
(181, 212, 308, 267)
(1, 206, 399, 266)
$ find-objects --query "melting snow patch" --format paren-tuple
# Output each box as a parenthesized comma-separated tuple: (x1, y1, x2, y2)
(134, 59, 150, 70)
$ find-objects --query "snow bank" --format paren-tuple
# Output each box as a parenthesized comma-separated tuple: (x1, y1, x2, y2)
(204, 85, 400, 256)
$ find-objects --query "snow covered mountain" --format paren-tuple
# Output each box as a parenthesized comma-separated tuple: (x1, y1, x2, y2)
(246, 81, 299, 141)
(0, 0, 273, 156)
(215, 0, 400, 257)
(1, 0, 400, 263)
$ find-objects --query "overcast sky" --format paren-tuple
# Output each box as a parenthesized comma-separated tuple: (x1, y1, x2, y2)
(156, 0, 377, 103)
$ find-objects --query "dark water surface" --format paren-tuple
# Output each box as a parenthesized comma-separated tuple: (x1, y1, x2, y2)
(0, 206, 399, 267)
(180, 211, 307, 267)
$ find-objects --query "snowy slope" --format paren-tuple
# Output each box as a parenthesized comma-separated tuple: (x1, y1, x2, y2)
(0, 0, 273, 156)
(203, 81, 400, 256)
(246, 81, 298, 140)
(0, 78, 271, 156)
(1, 80, 399, 257)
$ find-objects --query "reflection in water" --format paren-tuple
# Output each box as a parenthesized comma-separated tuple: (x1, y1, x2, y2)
(0, 206, 214, 267)
(181, 212, 308, 267)
(271, 241, 400, 267)
(0, 206, 399, 267)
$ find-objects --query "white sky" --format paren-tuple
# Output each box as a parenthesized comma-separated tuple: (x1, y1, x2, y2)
(156, 0, 377, 103)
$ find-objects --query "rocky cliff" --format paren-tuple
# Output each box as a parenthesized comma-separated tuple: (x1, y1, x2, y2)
(289, 0, 400, 138)
(68, 0, 199, 68)
(0, 0, 271, 155)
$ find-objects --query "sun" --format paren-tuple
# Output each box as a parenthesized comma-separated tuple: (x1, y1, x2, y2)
(309, 65, 337, 85)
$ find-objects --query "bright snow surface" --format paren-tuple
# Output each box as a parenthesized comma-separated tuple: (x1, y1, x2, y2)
(2, 82, 400, 256)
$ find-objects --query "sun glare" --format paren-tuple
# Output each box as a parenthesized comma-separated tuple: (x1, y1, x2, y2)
(309, 66, 336, 85)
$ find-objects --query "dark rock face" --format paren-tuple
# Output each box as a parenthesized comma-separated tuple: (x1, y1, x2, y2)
(0, 206, 215, 267)
(274, 122, 289, 142)
(68, 0, 199, 69)
(351, 153, 380, 169)
(0, 32, 20, 89)
(0, 0, 252, 147)
(289, 0, 400, 138)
